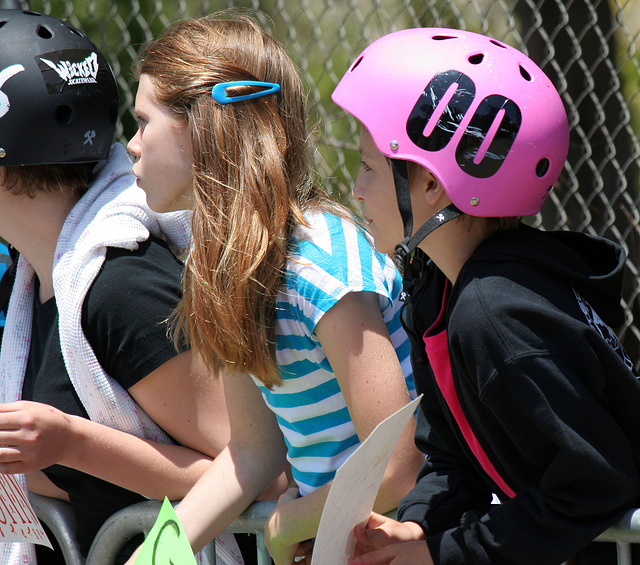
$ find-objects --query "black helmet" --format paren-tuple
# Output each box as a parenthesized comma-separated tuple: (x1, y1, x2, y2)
(0, 10, 118, 166)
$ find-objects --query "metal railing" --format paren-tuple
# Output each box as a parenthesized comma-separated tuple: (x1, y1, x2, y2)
(29, 493, 640, 565)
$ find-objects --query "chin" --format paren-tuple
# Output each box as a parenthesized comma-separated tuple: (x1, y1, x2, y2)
(142, 196, 164, 214)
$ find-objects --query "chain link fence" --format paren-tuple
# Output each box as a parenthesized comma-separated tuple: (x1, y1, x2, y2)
(21, 0, 640, 368)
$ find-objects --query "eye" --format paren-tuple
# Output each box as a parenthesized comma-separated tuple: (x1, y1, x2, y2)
(360, 160, 372, 172)
(134, 113, 147, 130)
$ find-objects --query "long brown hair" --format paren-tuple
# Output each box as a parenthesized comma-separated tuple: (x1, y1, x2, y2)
(137, 11, 342, 387)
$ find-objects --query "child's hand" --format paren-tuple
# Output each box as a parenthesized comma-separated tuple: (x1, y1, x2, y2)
(0, 401, 74, 473)
(264, 487, 305, 565)
(348, 540, 433, 565)
(352, 512, 424, 556)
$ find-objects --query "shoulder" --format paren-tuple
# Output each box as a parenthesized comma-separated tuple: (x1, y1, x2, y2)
(81, 236, 185, 385)
(288, 211, 396, 282)
(91, 236, 183, 296)
(83, 235, 183, 325)
(284, 211, 401, 307)
(277, 211, 401, 333)
(447, 249, 592, 378)
(290, 211, 372, 258)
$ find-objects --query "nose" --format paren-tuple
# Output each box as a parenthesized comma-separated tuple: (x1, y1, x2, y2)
(127, 129, 141, 159)
(353, 170, 365, 202)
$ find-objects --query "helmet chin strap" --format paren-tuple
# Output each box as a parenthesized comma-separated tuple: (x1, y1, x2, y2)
(391, 159, 463, 274)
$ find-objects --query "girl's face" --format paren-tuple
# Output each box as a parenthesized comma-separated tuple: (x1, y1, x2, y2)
(353, 127, 405, 255)
(128, 74, 195, 213)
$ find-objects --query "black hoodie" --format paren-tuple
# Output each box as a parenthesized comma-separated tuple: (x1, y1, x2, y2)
(398, 225, 640, 565)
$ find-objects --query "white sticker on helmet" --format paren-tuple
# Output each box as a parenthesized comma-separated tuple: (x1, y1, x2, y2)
(39, 52, 99, 87)
(0, 64, 25, 119)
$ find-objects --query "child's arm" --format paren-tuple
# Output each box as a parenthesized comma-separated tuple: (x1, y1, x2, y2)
(0, 350, 230, 500)
(173, 369, 289, 554)
(320, 291, 422, 510)
(264, 290, 424, 564)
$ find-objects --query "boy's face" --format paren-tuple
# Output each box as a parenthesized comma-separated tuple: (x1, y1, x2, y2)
(353, 127, 405, 255)
(128, 74, 194, 213)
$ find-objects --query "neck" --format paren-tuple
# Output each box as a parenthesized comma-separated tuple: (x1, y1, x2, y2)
(0, 189, 80, 302)
(418, 214, 492, 285)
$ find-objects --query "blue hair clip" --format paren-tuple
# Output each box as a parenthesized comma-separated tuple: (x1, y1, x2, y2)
(211, 81, 281, 104)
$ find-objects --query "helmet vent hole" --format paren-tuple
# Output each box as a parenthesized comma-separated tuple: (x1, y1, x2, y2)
(36, 25, 53, 39)
(490, 39, 507, 49)
(433, 35, 456, 41)
(519, 66, 532, 81)
(536, 158, 550, 177)
(468, 53, 484, 65)
(0, 21, 7, 30)
(350, 56, 363, 72)
(55, 104, 74, 126)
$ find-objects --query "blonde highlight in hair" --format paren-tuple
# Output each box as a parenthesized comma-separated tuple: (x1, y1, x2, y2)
(137, 12, 341, 387)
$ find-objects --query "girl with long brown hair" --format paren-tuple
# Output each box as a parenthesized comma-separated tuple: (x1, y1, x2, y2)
(126, 11, 422, 564)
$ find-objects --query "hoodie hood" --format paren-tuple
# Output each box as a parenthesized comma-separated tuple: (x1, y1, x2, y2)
(468, 225, 627, 328)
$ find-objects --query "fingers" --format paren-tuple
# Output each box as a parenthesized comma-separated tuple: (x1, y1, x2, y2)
(0, 460, 30, 475)
(0, 444, 34, 474)
(350, 540, 431, 565)
(364, 512, 391, 529)
(348, 546, 393, 565)
(290, 538, 313, 565)
(353, 514, 396, 550)
(353, 524, 380, 552)
(0, 446, 24, 460)
(278, 487, 300, 504)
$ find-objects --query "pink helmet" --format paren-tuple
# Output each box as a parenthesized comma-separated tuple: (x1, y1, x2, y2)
(332, 28, 570, 217)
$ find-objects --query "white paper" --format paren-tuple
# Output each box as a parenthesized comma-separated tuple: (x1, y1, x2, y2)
(311, 394, 422, 564)
(0, 474, 51, 548)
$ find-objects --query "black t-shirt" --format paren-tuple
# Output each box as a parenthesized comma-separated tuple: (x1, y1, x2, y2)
(21, 235, 185, 555)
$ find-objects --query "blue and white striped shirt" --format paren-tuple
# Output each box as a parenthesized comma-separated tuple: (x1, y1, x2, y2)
(251, 212, 414, 495)
(0, 243, 11, 332)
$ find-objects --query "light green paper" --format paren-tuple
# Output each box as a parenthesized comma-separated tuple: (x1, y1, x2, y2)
(134, 497, 197, 565)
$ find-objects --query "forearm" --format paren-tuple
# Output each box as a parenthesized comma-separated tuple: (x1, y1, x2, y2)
(177, 444, 288, 553)
(27, 471, 70, 501)
(60, 415, 214, 500)
(374, 428, 424, 514)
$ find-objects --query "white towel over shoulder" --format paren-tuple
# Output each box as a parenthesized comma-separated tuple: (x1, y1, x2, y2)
(0, 143, 242, 565)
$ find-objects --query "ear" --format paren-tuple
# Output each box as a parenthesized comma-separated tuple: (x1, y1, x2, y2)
(412, 166, 447, 207)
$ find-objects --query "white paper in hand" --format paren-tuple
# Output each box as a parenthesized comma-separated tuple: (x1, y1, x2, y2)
(311, 394, 422, 565)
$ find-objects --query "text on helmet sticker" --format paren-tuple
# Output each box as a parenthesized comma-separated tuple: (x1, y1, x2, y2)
(0, 65, 25, 119)
(406, 70, 522, 179)
(37, 50, 100, 94)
